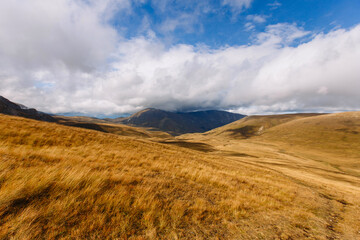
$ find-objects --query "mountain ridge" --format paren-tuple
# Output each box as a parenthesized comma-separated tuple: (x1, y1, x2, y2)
(111, 108, 246, 135)
(0, 96, 56, 122)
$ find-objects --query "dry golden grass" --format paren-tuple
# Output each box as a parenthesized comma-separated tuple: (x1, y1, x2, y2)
(56, 116, 172, 139)
(202, 113, 323, 139)
(245, 112, 360, 179)
(0, 114, 349, 239)
(261, 112, 360, 157)
(180, 112, 360, 239)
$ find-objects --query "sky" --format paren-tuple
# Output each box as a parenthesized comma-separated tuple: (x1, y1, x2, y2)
(0, 0, 360, 116)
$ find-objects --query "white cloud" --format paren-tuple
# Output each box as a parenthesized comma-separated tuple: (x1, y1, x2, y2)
(268, 1, 282, 10)
(0, 0, 127, 73)
(246, 14, 267, 23)
(245, 15, 267, 32)
(222, 0, 253, 12)
(158, 13, 198, 34)
(317, 86, 328, 95)
(0, 1, 359, 116)
(245, 22, 255, 31)
(256, 23, 311, 45)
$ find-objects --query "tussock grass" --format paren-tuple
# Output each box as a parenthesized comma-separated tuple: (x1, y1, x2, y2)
(181, 111, 360, 239)
(0, 114, 344, 239)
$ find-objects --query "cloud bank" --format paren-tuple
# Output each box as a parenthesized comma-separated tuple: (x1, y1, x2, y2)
(0, 0, 359, 116)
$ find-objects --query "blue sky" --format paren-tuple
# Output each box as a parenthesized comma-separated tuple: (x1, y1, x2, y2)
(114, 0, 360, 47)
(0, 0, 360, 116)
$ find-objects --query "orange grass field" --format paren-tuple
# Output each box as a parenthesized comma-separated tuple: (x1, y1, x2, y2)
(0, 113, 359, 239)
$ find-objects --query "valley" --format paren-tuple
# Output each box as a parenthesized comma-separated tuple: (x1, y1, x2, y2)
(0, 98, 359, 239)
(2, 1, 360, 239)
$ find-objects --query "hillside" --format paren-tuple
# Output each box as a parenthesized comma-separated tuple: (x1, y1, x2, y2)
(0, 96, 245, 136)
(1, 114, 357, 239)
(197, 112, 360, 157)
(256, 112, 360, 178)
(56, 116, 172, 139)
(0, 96, 55, 122)
(203, 113, 324, 139)
(178, 112, 360, 239)
(183, 111, 360, 176)
(111, 108, 245, 135)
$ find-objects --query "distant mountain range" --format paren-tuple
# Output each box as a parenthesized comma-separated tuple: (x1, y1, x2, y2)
(110, 108, 246, 135)
(0, 96, 245, 135)
(0, 96, 55, 122)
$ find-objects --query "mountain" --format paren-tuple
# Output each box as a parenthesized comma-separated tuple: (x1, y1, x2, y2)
(111, 108, 246, 135)
(0, 96, 244, 135)
(0, 96, 55, 122)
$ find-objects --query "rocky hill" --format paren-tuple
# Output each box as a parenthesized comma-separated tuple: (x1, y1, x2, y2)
(0, 96, 55, 122)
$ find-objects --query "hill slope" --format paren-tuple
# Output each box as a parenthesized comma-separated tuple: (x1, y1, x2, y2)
(260, 111, 360, 157)
(179, 112, 360, 239)
(186, 112, 360, 170)
(112, 108, 245, 135)
(0, 96, 55, 122)
(0, 96, 170, 139)
(204, 113, 324, 139)
(56, 116, 172, 139)
(0, 114, 347, 239)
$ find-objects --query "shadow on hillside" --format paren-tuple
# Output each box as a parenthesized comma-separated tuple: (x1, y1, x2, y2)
(158, 141, 215, 152)
(59, 121, 107, 132)
(226, 125, 258, 138)
(222, 151, 258, 158)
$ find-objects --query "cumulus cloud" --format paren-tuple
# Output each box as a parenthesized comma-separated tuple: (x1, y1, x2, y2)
(0, 0, 359, 116)
(103, 24, 360, 115)
(0, 0, 126, 72)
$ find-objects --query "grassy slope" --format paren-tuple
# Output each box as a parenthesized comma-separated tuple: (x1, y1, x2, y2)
(56, 116, 172, 139)
(180, 112, 360, 239)
(257, 112, 360, 180)
(0, 114, 341, 239)
(260, 112, 360, 157)
(204, 113, 324, 139)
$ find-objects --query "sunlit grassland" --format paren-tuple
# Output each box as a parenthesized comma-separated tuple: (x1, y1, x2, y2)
(179, 111, 360, 239)
(0, 114, 339, 239)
